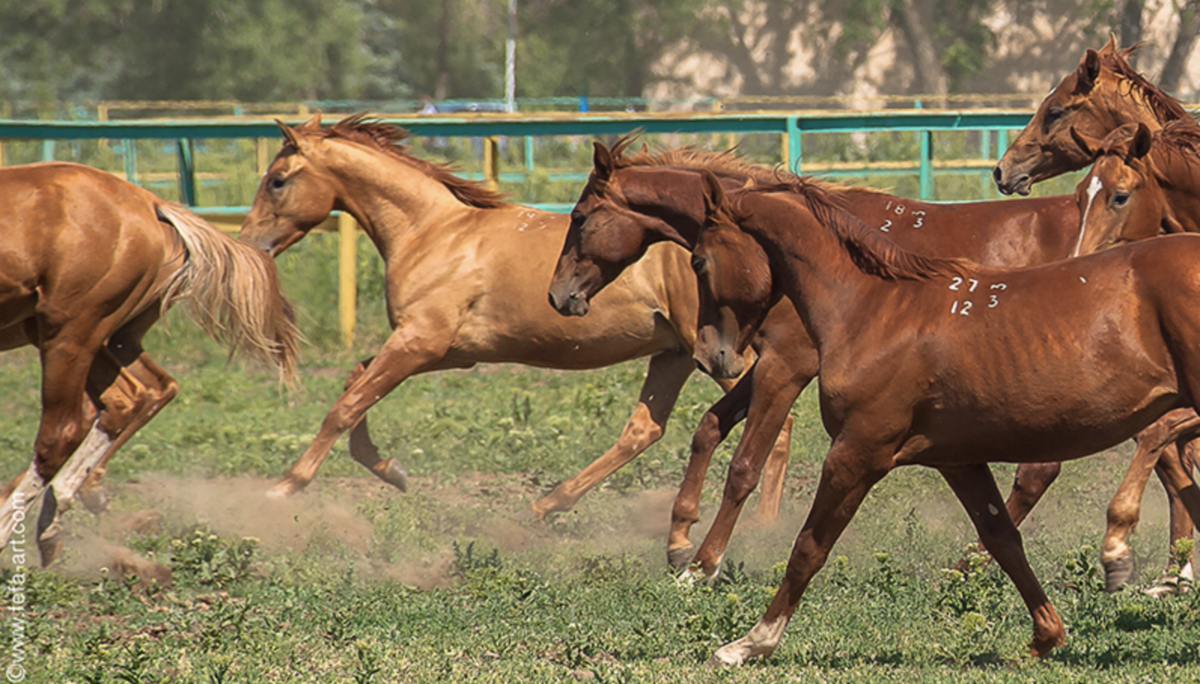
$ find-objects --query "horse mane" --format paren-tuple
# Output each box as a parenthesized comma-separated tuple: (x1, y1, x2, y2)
(733, 179, 968, 281)
(606, 132, 891, 203)
(1100, 45, 1195, 125)
(317, 114, 511, 209)
(1155, 118, 1200, 158)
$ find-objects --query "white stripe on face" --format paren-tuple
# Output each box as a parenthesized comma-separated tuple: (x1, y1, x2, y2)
(1074, 175, 1104, 258)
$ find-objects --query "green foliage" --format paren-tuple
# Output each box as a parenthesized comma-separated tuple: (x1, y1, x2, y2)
(169, 528, 258, 588)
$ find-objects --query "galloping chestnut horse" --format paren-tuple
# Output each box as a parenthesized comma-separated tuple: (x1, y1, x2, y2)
(0, 162, 299, 565)
(689, 175, 1200, 666)
(1070, 121, 1200, 588)
(239, 114, 777, 516)
(993, 35, 1193, 196)
(549, 137, 1185, 587)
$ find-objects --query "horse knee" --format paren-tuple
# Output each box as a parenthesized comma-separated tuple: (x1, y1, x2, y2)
(1012, 462, 1060, 496)
(723, 457, 762, 503)
(689, 412, 723, 457)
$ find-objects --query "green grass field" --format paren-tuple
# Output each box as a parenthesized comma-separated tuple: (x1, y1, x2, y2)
(1, 228, 1198, 683)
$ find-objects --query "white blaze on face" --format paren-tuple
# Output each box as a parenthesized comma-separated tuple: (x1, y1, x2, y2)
(1074, 175, 1105, 257)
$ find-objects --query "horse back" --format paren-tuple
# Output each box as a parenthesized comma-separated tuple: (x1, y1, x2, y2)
(832, 189, 1081, 267)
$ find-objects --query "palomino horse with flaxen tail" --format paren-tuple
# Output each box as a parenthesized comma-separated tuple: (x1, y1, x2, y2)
(0, 162, 300, 565)
(549, 136, 1189, 589)
(238, 114, 780, 515)
(687, 175, 1200, 666)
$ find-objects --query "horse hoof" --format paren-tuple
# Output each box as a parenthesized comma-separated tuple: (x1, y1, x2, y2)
(1103, 554, 1134, 592)
(1144, 563, 1192, 598)
(266, 481, 297, 500)
(38, 529, 64, 568)
(667, 545, 695, 571)
(382, 459, 408, 493)
(78, 485, 111, 515)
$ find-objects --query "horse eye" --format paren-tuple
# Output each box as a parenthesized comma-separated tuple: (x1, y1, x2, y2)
(1045, 107, 1064, 125)
(690, 256, 707, 274)
(269, 176, 287, 190)
(1112, 192, 1130, 207)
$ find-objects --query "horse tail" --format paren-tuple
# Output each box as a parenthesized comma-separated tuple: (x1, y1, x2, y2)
(154, 202, 301, 384)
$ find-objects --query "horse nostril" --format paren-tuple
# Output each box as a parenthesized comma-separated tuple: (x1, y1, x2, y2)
(992, 166, 1003, 184)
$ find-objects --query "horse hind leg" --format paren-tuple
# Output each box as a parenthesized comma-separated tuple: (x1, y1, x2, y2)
(0, 330, 107, 552)
(1102, 409, 1200, 592)
(344, 358, 408, 492)
(939, 464, 1065, 656)
(1144, 437, 1199, 597)
(952, 461, 1061, 571)
(528, 351, 694, 520)
(37, 345, 180, 566)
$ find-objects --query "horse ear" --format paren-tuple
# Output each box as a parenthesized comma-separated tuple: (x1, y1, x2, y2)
(299, 111, 323, 131)
(1101, 33, 1118, 54)
(1129, 123, 1153, 160)
(1069, 126, 1099, 159)
(275, 119, 302, 150)
(1078, 49, 1101, 93)
(700, 169, 726, 218)
(593, 141, 615, 181)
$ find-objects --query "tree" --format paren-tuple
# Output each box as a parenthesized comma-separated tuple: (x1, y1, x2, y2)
(1158, 0, 1200, 93)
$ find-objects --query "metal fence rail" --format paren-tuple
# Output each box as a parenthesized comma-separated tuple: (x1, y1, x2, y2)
(0, 109, 1035, 346)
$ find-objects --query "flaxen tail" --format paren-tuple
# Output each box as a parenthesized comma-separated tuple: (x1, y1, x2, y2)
(154, 202, 300, 383)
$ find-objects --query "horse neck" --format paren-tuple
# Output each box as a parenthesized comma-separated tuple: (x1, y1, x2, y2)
(619, 167, 713, 248)
(316, 141, 478, 255)
(1097, 73, 1177, 131)
(742, 193, 884, 347)
(1146, 146, 1200, 233)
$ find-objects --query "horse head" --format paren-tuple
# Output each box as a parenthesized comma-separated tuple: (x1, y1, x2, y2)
(994, 36, 1165, 196)
(691, 171, 775, 380)
(1072, 122, 1180, 257)
(240, 113, 341, 256)
(549, 137, 763, 317)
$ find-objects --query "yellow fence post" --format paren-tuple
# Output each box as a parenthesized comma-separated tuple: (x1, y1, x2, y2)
(483, 136, 500, 193)
(338, 212, 358, 349)
(256, 138, 271, 176)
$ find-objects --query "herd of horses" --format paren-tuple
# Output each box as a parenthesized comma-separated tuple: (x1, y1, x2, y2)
(3, 36, 1199, 666)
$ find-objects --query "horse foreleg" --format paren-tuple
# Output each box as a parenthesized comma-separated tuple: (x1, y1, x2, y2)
(668, 373, 756, 569)
(710, 442, 889, 666)
(683, 353, 812, 581)
(745, 416, 793, 528)
(343, 357, 408, 492)
(270, 325, 452, 498)
(940, 464, 1065, 657)
(527, 351, 695, 519)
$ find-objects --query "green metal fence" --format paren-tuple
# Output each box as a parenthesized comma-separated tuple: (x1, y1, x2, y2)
(0, 109, 1033, 210)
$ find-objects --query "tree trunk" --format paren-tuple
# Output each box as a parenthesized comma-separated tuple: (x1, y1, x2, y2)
(890, 0, 948, 98)
(1120, 0, 1144, 60)
(1159, 0, 1200, 94)
(434, 0, 452, 100)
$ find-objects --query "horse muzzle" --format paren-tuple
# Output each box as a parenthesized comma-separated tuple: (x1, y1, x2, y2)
(548, 288, 591, 317)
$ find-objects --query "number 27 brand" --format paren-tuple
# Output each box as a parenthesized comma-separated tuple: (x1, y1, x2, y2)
(949, 278, 1007, 316)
